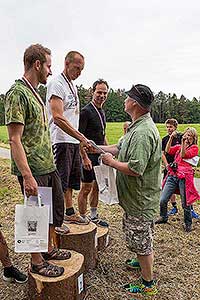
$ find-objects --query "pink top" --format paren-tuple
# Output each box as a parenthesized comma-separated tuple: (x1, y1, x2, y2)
(168, 144, 198, 178)
(165, 144, 200, 205)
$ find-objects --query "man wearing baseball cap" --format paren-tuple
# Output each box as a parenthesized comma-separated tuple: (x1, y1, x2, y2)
(99, 84, 161, 297)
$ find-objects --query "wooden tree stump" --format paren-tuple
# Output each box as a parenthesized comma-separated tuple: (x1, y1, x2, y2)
(96, 226, 110, 251)
(58, 222, 97, 271)
(28, 250, 85, 300)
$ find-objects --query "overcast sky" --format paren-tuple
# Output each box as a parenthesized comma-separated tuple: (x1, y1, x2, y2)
(1, 0, 200, 99)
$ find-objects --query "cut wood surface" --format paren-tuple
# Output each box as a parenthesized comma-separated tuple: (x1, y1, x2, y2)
(58, 222, 97, 271)
(28, 250, 85, 300)
(96, 226, 109, 251)
(194, 177, 200, 192)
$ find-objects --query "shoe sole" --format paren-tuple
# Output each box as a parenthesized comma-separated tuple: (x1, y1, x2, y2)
(64, 220, 90, 225)
(3, 275, 28, 284)
(126, 265, 141, 271)
(126, 289, 158, 296)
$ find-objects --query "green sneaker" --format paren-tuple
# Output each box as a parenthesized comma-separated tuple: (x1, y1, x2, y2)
(125, 258, 141, 270)
(123, 277, 158, 296)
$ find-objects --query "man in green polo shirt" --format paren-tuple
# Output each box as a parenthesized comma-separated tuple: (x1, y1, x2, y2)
(100, 84, 161, 297)
(5, 44, 71, 278)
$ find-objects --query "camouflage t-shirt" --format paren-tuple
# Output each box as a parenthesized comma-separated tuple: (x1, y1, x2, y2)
(5, 79, 56, 176)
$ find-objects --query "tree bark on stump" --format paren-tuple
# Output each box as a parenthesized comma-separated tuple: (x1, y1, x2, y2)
(96, 226, 109, 251)
(58, 222, 97, 271)
(28, 250, 85, 300)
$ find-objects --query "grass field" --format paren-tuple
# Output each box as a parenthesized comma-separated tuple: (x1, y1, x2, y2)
(1, 123, 200, 147)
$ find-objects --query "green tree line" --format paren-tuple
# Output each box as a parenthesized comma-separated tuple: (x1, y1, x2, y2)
(1, 86, 200, 125)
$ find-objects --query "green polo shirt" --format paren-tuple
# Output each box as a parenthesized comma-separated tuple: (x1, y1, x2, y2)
(5, 79, 56, 176)
(117, 113, 161, 220)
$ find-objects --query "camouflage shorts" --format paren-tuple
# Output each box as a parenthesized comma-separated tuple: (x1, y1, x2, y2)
(122, 213, 154, 256)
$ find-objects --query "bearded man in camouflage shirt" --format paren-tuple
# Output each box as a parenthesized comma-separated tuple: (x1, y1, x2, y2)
(5, 44, 71, 278)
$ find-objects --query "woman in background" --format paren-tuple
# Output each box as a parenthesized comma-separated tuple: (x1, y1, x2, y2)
(156, 127, 200, 232)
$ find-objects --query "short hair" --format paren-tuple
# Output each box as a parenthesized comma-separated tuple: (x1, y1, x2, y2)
(65, 51, 84, 62)
(184, 127, 198, 145)
(165, 118, 178, 128)
(92, 79, 109, 92)
(23, 44, 51, 71)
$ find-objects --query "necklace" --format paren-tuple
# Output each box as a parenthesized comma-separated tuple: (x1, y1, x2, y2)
(91, 102, 105, 135)
(61, 73, 79, 114)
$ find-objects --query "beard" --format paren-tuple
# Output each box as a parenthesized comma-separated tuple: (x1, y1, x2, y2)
(38, 68, 47, 85)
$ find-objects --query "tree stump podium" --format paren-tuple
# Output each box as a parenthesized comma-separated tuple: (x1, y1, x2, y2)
(28, 250, 85, 300)
(96, 226, 110, 251)
(58, 222, 97, 271)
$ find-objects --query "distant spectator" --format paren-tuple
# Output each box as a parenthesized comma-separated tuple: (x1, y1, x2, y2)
(162, 119, 182, 215)
(156, 127, 200, 232)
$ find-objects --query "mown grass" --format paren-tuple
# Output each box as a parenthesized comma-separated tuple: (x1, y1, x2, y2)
(2, 123, 200, 146)
(0, 125, 8, 144)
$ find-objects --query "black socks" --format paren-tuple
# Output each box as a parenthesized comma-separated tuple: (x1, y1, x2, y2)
(65, 207, 75, 216)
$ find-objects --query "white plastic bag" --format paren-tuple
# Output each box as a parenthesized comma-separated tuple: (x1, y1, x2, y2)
(94, 162, 119, 205)
(15, 194, 49, 253)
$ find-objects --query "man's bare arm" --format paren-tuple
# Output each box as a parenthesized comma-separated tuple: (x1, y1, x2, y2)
(50, 96, 90, 148)
(80, 144, 92, 170)
(99, 144, 119, 156)
(7, 123, 38, 196)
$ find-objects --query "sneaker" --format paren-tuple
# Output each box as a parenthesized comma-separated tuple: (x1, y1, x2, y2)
(155, 217, 168, 224)
(90, 216, 109, 227)
(167, 207, 178, 216)
(191, 209, 200, 219)
(125, 258, 141, 270)
(3, 266, 28, 284)
(64, 212, 89, 225)
(184, 224, 192, 233)
(123, 277, 158, 296)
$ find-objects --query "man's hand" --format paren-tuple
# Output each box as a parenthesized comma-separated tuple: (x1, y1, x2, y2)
(23, 175, 38, 197)
(80, 137, 94, 152)
(101, 153, 115, 166)
(82, 157, 93, 170)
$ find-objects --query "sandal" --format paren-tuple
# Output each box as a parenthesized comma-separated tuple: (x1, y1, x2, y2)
(42, 248, 71, 261)
(31, 261, 64, 277)
(55, 224, 70, 235)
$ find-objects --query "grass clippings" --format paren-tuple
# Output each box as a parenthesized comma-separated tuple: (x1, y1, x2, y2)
(0, 158, 200, 300)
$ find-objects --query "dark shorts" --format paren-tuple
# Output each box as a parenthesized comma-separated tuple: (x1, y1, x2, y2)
(81, 154, 100, 183)
(52, 143, 81, 191)
(122, 213, 154, 256)
(18, 170, 64, 227)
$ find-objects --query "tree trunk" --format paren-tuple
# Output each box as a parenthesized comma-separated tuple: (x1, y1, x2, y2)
(28, 250, 85, 300)
(58, 222, 97, 271)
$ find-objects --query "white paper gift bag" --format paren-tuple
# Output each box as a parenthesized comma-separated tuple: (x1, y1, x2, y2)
(27, 187, 53, 224)
(15, 194, 49, 253)
(94, 162, 119, 205)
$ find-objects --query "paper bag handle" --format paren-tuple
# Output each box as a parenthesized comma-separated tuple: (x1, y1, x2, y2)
(24, 193, 42, 207)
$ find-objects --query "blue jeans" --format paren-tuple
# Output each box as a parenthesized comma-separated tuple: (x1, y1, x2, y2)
(160, 175, 192, 226)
